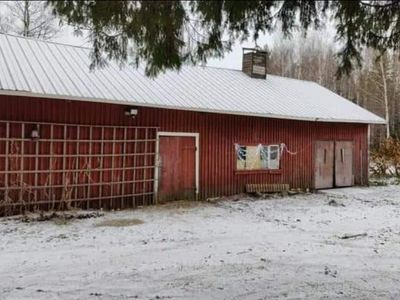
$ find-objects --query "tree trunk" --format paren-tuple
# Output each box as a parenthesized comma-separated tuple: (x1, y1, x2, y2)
(379, 56, 390, 138)
(23, 0, 30, 37)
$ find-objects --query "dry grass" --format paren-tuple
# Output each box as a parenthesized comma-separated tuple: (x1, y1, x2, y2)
(95, 218, 145, 227)
(159, 200, 205, 209)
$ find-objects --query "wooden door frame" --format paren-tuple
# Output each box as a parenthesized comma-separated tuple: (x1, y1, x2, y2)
(154, 131, 200, 203)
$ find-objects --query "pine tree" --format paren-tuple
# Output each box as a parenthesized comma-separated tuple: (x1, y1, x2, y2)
(48, 0, 400, 77)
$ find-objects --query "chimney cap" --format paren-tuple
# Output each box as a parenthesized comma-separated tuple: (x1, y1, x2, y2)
(242, 47, 268, 55)
(242, 48, 267, 79)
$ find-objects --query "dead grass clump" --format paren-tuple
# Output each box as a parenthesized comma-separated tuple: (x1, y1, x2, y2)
(19, 211, 103, 223)
(95, 218, 144, 227)
(370, 138, 400, 177)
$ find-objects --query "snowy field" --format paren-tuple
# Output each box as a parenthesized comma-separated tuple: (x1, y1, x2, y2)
(1, 185, 400, 299)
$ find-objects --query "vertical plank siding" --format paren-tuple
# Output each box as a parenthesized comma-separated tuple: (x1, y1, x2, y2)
(0, 95, 368, 213)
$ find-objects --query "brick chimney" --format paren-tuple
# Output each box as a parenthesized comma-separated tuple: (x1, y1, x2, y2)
(242, 48, 267, 79)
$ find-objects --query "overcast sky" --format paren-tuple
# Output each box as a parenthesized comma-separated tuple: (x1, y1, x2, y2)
(53, 22, 335, 71)
(54, 25, 275, 71)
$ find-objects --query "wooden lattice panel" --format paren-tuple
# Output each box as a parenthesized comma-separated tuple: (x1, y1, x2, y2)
(0, 120, 158, 215)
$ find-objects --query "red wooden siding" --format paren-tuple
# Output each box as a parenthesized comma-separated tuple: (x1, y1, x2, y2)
(0, 95, 369, 203)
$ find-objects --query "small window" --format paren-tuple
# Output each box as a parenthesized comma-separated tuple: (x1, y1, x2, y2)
(236, 145, 247, 170)
(236, 144, 280, 170)
(260, 146, 269, 169)
(268, 145, 280, 169)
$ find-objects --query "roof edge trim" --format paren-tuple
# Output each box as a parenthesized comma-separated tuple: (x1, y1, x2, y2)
(0, 90, 386, 125)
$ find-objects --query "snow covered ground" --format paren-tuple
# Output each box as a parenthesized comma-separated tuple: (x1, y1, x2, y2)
(1, 185, 400, 299)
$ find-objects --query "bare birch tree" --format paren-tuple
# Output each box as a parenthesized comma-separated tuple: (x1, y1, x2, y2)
(0, 0, 61, 40)
(379, 56, 391, 138)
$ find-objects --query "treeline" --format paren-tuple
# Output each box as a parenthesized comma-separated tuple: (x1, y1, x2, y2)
(267, 31, 400, 145)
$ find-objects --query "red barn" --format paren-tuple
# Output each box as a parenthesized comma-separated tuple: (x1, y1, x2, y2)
(0, 34, 384, 215)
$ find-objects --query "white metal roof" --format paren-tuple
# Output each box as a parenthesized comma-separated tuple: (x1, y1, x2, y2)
(0, 33, 385, 124)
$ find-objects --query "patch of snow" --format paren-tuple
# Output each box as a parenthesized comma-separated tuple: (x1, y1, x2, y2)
(1, 186, 400, 299)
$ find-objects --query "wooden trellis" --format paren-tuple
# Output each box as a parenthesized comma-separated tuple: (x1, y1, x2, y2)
(0, 120, 158, 216)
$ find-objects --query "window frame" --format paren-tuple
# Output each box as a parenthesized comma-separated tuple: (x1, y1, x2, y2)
(265, 144, 280, 170)
(234, 143, 282, 174)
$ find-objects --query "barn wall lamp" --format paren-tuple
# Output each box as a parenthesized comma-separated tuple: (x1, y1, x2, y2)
(31, 124, 40, 141)
(125, 107, 138, 119)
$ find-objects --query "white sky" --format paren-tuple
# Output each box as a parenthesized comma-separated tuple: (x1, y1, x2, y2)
(54, 24, 335, 71)
(54, 25, 275, 70)
(207, 34, 273, 70)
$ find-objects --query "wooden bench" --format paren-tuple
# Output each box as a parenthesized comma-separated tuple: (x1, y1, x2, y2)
(246, 183, 289, 193)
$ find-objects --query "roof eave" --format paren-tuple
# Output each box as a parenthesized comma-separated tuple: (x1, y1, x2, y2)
(0, 89, 387, 125)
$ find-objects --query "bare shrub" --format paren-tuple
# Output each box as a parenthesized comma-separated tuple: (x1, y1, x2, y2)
(370, 138, 400, 177)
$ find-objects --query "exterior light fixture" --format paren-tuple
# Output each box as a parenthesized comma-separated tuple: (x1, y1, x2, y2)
(31, 125, 40, 140)
(125, 108, 138, 118)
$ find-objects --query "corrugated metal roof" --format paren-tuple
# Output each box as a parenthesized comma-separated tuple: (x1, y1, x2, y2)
(0, 33, 385, 124)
